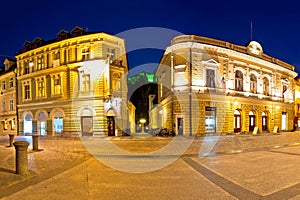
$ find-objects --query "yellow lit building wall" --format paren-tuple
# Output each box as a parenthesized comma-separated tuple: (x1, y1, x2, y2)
(15, 29, 129, 136)
(0, 59, 18, 135)
(151, 35, 297, 135)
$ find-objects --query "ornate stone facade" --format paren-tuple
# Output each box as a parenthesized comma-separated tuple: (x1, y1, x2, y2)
(0, 58, 17, 135)
(15, 27, 130, 136)
(151, 35, 298, 135)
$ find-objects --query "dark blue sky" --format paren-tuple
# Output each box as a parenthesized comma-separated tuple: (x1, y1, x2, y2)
(1, 0, 300, 74)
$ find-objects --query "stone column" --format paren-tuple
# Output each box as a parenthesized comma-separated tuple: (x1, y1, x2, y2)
(32, 134, 39, 151)
(8, 134, 15, 147)
(13, 141, 29, 175)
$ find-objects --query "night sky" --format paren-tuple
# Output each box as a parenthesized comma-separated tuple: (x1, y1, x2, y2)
(0, 0, 299, 75)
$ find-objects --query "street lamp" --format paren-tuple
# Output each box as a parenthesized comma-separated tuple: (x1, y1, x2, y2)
(139, 118, 146, 133)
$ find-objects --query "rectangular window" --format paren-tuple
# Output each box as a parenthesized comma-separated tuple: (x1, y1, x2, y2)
(53, 52, 60, 67)
(37, 78, 46, 97)
(9, 77, 14, 88)
(53, 75, 62, 95)
(80, 71, 90, 92)
(206, 69, 216, 88)
(3, 121, 8, 130)
(11, 119, 15, 129)
(107, 48, 115, 63)
(54, 52, 60, 60)
(2, 101, 6, 112)
(82, 48, 90, 61)
(9, 99, 13, 111)
(2, 80, 6, 90)
(83, 74, 90, 91)
(37, 57, 44, 70)
(24, 84, 31, 99)
(24, 61, 30, 74)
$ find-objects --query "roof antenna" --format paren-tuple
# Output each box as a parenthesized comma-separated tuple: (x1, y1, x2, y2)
(250, 20, 253, 41)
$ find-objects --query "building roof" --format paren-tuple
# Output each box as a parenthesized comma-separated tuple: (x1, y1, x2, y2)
(170, 35, 294, 71)
(16, 26, 113, 55)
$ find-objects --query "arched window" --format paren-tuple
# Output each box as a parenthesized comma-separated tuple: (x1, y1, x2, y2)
(235, 70, 243, 91)
(263, 77, 269, 95)
(38, 112, 47, 135)
(24, 112, 33, 134)
(250, 74, 257, 93)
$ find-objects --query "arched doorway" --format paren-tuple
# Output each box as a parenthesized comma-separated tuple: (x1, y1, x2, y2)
(53, 110, 64, 134)
(107, 108, 117, 136)
(262, 112, 267, 131)
(38, 112, 47, 135)
(24, 112, 33, 134)
(80, 108, 93, 136)
(234, 110, 241, 133)
(249, 111, 256, 132)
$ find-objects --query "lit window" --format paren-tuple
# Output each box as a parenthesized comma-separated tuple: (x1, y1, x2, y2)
(263, 77, 269, 95)
(80, 71, 90, 92)
(9, 100, 14, 111)
(52, 74, 62, 95)
(82, 48, 90, 61)
(37, 57, 44, 70)
(23, 81, 31, 100)
(11, 119, 15, 129)
(107, 48, 115, 63)
(2, 80, 6, 90)
(250, 74, 257, 93)
(2, 101, 6, 112)
(282, 84, 288, 99)
(24, 61, 30, 74)
(206, 69, 216, 88)
(53, 52, 60, 67)
(54, 52, 60, 60)
(9, 77, 14, 88)
(235, 70, 243, 91)
(3, 120, 8, 130)
(37, 77, 46, 97)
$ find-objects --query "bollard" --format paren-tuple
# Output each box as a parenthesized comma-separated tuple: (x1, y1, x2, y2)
(13, 141, 29, 175)
(32, 134, 39, 150)
(8, 134, 15, 147)
(32, 134, 43, 151)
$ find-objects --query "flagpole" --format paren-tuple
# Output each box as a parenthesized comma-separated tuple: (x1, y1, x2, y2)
(250, 20, 253, 40)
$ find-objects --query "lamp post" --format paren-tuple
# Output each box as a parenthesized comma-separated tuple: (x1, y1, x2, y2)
(139, 118, 146, 133)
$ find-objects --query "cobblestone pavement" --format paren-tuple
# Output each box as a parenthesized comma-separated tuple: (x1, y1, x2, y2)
(1, 132, 300, 199)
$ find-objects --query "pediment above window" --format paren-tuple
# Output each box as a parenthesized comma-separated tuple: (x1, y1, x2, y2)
(201, 59, 219, 67)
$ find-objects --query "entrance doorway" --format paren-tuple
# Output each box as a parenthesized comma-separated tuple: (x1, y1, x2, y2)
(282, 112, 287, 131)
(81, 116, 93, 136)
(177, 118, 183, 136)
(249, 111, 256, 132)
(205, 107, 216, 133)
(262, 112, 267, 131)
(107, 116, 115, 136)
(234, 110, 241, 133)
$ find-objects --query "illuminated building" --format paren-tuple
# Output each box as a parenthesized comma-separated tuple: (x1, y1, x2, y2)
(0, 58, 17, 134)
(151, 35, 298, 135)
(294, 78, 300, 128)
(15, 26, 131, 136)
